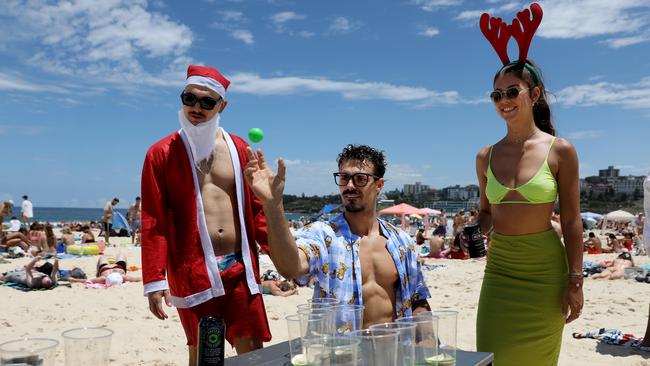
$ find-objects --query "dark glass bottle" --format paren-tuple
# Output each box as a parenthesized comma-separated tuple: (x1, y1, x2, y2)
(197, 316, 225, 366)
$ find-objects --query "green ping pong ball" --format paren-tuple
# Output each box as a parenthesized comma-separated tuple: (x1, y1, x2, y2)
(248, 128, 264, 143)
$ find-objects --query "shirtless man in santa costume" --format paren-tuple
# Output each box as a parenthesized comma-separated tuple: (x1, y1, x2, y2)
(141, 65, 270, 364)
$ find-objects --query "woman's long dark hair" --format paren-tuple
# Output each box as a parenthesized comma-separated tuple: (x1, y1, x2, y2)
(494, 60, 555, 136)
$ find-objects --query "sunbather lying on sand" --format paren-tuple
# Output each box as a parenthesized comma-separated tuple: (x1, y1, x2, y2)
(68, 254, 141, 286)
(0, 256, 58, 289)
(591, 252, 634, 280)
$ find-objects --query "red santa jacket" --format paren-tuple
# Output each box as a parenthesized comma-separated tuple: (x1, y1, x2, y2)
(141, 129, 269, 308)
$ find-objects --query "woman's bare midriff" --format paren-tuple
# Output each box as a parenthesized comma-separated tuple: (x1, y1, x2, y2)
(491, 202, 555, 235)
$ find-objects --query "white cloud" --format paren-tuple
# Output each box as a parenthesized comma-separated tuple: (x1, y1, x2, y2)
(566, 130, 605, 140)
(418, 27, 440, 37)
(602, 35, 650, 48)
(328, 16, 361, 34)
(455, 2, 522, 22)
(219, 10, 245, 22)
(231, 29, 254, 45)
(270, 11, 306, 34)
(413, 0, 463, 12)
(555, 77, 650, 109)
(299, 31, 315, 38)
(538, 0, 650, 40)
(0, 72, 68, 93)
(0, 0, 192, 89)
(457, 1, 650, 48)
(229, 73, 462, 106)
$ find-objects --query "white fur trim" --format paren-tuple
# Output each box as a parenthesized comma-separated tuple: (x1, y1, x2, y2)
(223, 131, 261, 296)
(143, 280, 169, 296)
(186, 76, 226, 98)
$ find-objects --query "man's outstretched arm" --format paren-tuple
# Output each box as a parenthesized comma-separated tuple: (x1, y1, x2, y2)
(244, 147, 309, 280)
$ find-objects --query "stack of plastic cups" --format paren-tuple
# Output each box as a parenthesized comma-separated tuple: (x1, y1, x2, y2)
(347, 328, 399, 366)
(396, 315, 439, 365)
(301, 335, 361, 366)
(287, 312, 334, 365)
(414, 310, 458, 366)
(332, 304, 364, 335)
(368, 322, 417, 366)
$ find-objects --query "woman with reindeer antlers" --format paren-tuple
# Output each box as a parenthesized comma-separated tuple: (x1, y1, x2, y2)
(474, 3, 583, 364)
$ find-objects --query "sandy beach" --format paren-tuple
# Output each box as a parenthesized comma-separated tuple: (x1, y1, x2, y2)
(1, 233, 649, 366)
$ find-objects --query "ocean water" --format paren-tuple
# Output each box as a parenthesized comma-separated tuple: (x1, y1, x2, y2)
(1, 207, 309, 224)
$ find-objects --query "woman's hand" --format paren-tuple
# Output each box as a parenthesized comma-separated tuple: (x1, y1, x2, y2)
(562, 282, 584, 323)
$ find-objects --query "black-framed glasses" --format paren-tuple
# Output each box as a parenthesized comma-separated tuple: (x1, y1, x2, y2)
(489, 87, 527, 103)
(180, 92, 222, 110)
(333, 172, 380, 187)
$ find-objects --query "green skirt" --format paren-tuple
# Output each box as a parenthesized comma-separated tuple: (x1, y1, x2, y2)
(476, 229, 568, 366)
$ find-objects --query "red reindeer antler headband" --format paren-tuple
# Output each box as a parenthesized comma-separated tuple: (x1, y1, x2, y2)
(480, 2, 543, 66)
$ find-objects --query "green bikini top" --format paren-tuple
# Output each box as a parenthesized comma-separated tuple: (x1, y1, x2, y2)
(486, 137, 558, 205)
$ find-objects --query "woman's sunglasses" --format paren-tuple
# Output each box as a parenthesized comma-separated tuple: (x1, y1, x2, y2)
(180, 92, 222, 110)
(490, 87, 527, 103)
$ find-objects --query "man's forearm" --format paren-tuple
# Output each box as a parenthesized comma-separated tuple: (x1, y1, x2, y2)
(263, 201, 303, 279)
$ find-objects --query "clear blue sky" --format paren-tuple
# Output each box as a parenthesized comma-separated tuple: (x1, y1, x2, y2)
(1, 0, 649, 208)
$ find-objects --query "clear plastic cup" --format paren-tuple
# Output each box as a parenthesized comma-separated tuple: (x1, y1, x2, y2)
(61, 327, 113, 366)
(307, 298, 342, 306)
(0, 338, 58, 366)
(302, 335, 360, 366)
(296, 303, 336, 312)
(287, 313, 333, 365)
(369, 322, 417, 366)
(416, 310, 457, 365)
(348, 328, 399, 366)
(397, 315, 439, 365)
(297, 308, 336, 335)
(332, 305, 364, 335)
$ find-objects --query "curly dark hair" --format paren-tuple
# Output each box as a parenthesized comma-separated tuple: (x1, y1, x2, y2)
(337, 144, 387, 178)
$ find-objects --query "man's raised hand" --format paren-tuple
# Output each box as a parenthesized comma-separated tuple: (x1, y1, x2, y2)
(244, 147, 286, 206)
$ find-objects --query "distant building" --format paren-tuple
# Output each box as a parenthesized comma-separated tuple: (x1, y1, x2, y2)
(599, 166, 619, 178)
(403, 182, 430, 195)
(612, 176, 644, 195)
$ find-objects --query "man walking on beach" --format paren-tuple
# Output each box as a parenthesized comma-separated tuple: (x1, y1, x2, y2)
(126, 197, 141, 245)
(245, 144, 431, 326)
(21, 195, 33, 226)
(141, 64, 270, 364)
(101, 198, 119, 245)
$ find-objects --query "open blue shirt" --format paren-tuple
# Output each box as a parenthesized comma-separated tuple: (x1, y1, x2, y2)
(295, 214, 431, 319)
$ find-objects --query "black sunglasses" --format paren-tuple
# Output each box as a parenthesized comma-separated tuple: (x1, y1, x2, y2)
(333, 172, 380, 187)
(180, 92, 222, 110)
(490, 87, 526, 103)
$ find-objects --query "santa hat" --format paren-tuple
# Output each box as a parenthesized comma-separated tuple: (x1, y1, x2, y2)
(185, 64, 230, 99)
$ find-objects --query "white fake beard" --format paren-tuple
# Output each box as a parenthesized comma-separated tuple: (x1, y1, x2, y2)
(178, 110, 220, 165)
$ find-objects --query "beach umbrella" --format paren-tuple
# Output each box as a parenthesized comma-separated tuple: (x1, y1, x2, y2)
(581, 212, 604, 221)
(378, 203, 420, 229)
(416, 208, 441, 230)
(603, 210, 635, 223)
(417, 208, 442, 216)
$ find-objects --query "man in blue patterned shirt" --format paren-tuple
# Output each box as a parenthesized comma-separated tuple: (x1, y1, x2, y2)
(244, 144, 431, 327)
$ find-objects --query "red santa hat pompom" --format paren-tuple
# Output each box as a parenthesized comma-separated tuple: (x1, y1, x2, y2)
(185, 64, 230, 99)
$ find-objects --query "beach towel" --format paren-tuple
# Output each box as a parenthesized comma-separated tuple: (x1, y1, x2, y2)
(84, 282, 110, 289)
(573, 328, 639, 346)
(1, 282, 68, 291)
